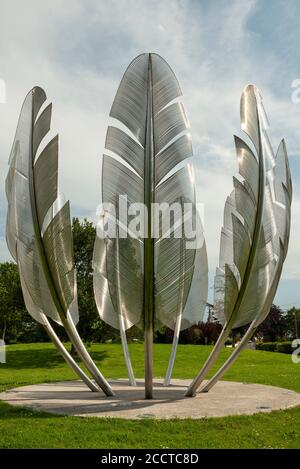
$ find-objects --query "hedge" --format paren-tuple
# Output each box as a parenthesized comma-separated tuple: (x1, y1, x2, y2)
(256, 341, 293, 354)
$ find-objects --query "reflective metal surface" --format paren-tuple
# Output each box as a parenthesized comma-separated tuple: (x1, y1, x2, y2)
(93, 53, 208, 398)
(185, 85, 292, 397)
(6, 87, 113, 396)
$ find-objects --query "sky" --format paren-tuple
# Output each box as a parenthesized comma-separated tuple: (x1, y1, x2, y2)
(0, 0, 299, 310)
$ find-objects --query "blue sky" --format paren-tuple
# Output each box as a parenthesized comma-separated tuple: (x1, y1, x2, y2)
(0, 0, 299, 309)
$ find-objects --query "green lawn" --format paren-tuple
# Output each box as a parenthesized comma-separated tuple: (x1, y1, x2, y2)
(0, 342, 299, 448)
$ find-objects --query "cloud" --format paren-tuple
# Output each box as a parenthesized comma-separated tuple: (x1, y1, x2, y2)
(0, 0, 299, 307)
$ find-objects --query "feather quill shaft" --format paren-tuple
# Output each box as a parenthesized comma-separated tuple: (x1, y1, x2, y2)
(17, 262, 98, 392)
(144, 55, 155, 398)
(42, 314, 99, 392)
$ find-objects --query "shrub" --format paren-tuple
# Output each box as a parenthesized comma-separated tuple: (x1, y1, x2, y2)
(256, 341, 293, 354)
(277, 342, 293, 354)
(225, 338, 233, 346)
(256, 342, 278, 352)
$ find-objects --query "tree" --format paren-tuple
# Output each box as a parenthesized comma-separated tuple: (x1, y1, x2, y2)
(155, 321, 222, 345)
(284, 307, 300, 339)
(0, 262, 26, 342)
(1, 219, 293, 346)
(255, 304, 286, 342)
(0, 262, 50, 343)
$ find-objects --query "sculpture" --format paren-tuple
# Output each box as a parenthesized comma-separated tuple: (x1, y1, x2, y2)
(186, 84, 292, 396)
(93, 53, 208, 398)
(5, 56, 292, 401)
(5, 87, 113, 396)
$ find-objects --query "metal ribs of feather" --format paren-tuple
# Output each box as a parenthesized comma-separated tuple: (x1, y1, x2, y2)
(93, 230, 143, 330)
(94, 53, 208, 332)
(245, 139, 292, 330)
(251, 142, 292, 329)
(5, 87, 78, 326)
(18, 256, 48, 326)
(214, 84, 291, 329)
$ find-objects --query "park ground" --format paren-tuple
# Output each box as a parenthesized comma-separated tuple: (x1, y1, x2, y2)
(0, 342, 299, 448)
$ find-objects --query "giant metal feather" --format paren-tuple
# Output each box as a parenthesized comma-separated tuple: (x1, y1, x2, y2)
(185, 84, 292, 397)
(6, 87, 113, 395)
(93, 53, 208, 398)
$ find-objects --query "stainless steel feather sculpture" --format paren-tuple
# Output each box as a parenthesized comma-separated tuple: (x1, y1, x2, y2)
(93, 53, 208, 398)
(6, 74, 288, 402)
(6, 87, 114, 396)
(185, 84, 292, 397)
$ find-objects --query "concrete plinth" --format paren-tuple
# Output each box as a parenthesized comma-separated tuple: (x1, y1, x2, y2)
(1, 379, 300, 419)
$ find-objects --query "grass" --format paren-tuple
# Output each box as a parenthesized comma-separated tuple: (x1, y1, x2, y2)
(0, 342, 299, 448)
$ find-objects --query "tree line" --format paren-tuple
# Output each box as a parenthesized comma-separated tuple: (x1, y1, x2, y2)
(0, 218, 299, 345)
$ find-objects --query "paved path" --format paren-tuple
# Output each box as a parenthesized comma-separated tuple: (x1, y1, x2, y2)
(1, 379, 300, 419)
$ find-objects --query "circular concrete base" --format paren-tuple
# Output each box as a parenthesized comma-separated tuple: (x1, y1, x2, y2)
(1, 379, 300, 419)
